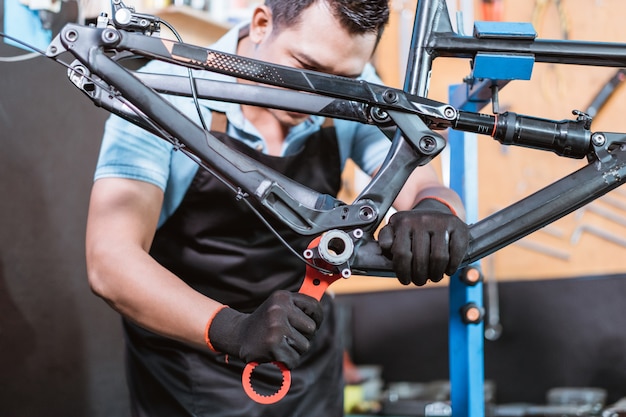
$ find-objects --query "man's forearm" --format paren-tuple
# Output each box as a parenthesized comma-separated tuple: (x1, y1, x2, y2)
(87, 242, 223, 350)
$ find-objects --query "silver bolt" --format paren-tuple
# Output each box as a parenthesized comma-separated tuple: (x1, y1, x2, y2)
(382, 89, 399, 104)
(443, 106, 456, 119)
(102, 28, 120, 44)
(419, 136, 437, 154)
(358, 206, 376, 221)
(592, 133, 606, 147)
(64, 29, 78, 42)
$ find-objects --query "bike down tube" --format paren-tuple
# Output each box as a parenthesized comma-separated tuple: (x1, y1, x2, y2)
(352, 137, 626, 274)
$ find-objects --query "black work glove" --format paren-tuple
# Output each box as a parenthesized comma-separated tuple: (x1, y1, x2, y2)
(208, 290, 324, 369)
(378, 198, 470, 286)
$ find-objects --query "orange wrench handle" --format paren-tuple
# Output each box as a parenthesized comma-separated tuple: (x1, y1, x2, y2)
(242, 237, 342, 404)
(299, 262, 341, 301)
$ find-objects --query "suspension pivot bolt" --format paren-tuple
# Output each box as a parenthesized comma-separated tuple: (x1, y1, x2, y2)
(592, 133, 606, 147)
(382, 89, 399, 104)
(418, 136, 438, 154)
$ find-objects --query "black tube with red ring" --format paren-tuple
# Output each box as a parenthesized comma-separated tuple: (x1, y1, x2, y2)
(454, 110, 592, 159)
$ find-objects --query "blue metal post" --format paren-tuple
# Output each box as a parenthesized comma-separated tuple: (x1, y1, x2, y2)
(448, 86, 485, 417)
(445, 20, 535, 415)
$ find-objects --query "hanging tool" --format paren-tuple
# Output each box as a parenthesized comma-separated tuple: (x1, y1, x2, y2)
(481, 0, 504, 21)
(532, 0, 570, 39)
(586, 68, 626, 118)
(532, 0, 570, 102)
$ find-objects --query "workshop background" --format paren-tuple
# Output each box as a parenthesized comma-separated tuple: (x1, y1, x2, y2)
(2, 0, 626, 416)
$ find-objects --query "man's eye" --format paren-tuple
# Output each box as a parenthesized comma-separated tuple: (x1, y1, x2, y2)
(294, 60, 318, 72)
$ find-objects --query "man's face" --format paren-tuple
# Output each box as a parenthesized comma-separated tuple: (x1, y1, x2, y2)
(248, 2, 379, 127)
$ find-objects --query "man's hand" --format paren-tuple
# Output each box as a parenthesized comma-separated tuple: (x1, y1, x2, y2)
(208, 291, 324, 369)
(378, 198, 470, 286)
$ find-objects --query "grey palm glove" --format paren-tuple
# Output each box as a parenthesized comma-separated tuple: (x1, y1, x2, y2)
(207, 290, 324, 369)
(378, 198, 470, 286)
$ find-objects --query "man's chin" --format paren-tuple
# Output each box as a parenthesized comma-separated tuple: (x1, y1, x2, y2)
(287, 111, 309, 125)
(274, 110, 311, 127)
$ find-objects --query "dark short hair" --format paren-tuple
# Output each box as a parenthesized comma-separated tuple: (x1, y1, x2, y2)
(264, 0, 390, 42)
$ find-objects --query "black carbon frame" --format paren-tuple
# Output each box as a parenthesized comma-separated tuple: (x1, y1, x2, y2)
(45, 0, 626, 275)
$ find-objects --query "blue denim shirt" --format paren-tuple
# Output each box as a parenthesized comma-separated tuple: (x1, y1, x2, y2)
(95, 22, 392, 227)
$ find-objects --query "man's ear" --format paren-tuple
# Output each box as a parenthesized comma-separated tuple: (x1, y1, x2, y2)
(249, 5, 273, 44)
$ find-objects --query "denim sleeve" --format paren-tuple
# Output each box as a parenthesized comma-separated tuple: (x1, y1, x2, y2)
(95, 114, 174, 190)
(94, 113, 201, 227)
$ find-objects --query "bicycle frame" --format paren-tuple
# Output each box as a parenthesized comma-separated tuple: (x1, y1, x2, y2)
(43, 0, 626, 278)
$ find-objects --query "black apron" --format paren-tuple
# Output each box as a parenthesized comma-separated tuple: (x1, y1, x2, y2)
(124, 116, 345, 417)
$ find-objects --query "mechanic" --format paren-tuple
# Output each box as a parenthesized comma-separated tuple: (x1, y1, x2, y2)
(85, 0, 469, 415)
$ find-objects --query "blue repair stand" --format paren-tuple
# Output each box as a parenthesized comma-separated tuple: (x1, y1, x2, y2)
(446, 20, 535, 417)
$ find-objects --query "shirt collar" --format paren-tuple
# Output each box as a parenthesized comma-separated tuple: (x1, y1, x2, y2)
(199, 21, 250, 114)
(201, 22, 327, 153)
